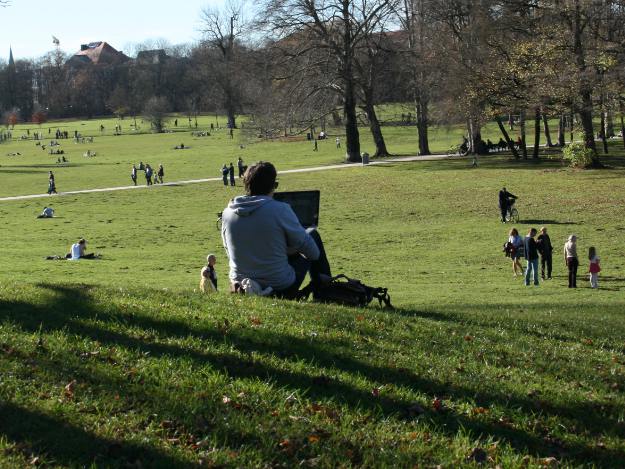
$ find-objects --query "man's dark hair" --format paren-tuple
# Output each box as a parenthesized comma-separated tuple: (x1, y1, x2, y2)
(244, 161, 277, 196)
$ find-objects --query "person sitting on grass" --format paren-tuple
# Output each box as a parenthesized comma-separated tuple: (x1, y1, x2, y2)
(66, 238, 98, 260)
(37, 207, 54, 219)
(221, 161, 332, 298)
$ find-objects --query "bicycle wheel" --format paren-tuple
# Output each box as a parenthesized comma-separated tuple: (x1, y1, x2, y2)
(509, 208, 519, 223)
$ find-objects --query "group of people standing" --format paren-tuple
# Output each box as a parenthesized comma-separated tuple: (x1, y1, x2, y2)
(506, 227, 601, 288)
(132, 162, 164, 186)
(221, 158, 246, 187)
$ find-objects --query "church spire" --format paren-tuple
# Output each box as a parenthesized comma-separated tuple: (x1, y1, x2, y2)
(8, 46, 14, 66)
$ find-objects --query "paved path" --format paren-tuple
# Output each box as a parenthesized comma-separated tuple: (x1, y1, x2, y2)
(0, 153, 459, 202)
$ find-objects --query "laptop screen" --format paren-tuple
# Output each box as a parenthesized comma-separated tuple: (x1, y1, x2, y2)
(273, 190, 320, 228)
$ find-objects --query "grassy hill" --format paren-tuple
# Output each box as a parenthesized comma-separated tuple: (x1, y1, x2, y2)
(1, 116, 625, 467)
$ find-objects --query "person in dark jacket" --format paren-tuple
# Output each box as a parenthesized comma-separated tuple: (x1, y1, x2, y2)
(221, 164, 229, 186)
(524, 228, 539, 286)
(498, 187, 517, 222)
(537, 226, 553, 280)
(229, 163, 236, 186)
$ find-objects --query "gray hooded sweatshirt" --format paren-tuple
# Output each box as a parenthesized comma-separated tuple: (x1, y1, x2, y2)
(221, 195, 320, 290)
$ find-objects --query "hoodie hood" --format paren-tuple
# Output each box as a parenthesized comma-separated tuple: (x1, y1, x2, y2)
(227, 195, 273, 216)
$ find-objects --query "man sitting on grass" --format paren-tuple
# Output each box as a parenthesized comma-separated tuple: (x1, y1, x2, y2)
(37, 207, 54, 219)
(67, 238, 98, 260)
(221, 161, 331, 298)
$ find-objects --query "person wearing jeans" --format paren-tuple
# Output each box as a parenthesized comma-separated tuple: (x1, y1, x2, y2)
(524, 228, 539, 286)
(564, 235, 579, 288)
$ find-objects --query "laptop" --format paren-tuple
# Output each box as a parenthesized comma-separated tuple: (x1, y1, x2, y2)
(273, 190, 320, 228)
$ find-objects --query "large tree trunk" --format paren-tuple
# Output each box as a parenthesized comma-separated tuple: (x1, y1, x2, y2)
(606, 110, 615, 137)
(415, 91, 430, 155)
(542, 110, 553, 147)
(468, 118, 481, 154)
(519, 110, 528, 159)
(578, 90, 599, 166)
(496, 115, 520, 159)
(557, 115, 566, 146)
(620, 112, 625, 149)
(343, 83, 361, 162)
(342, 3, 360, 162)
(533, 107, 541, 159)
(599, 108, 608, 154)
(362, 103, 389, 157)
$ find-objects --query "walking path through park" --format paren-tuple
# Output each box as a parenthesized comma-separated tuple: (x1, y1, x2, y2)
(0, 153, 458, 202)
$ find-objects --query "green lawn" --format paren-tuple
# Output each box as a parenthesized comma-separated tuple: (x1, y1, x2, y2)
(2, 109, 586, 199)
(1, 117, 625, 467)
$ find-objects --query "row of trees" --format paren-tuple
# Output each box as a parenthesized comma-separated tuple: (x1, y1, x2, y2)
(3, 0, 625, 164)
(257, 0, 625, 163)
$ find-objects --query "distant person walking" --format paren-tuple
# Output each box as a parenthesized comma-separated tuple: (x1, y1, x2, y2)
(131, 165, 137, 186)
(47, 171, 57, 195)
(523, 228, 539, 286)
(157, 164, 164, 184)
(336, 136, 341, 149)
(221, 164, 229, 186)
(537, 227, 553, 280)
(145, 164, 153, 186)
(498, 187, 517, 223)
(237, 157, 245, 178)
(564, 235, 579, 288)
(588, 246, 601, 289)
(229, 163, 236, 186)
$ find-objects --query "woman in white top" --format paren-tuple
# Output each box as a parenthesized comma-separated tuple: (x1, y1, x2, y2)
(508, 227, 523, 276)
(563, 235, 578, 288)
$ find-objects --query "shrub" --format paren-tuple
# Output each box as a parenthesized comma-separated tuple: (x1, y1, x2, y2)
(32, 111, 48, 125)
(562, 142, 594, 168)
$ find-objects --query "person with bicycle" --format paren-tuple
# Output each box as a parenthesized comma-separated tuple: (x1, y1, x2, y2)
(498, 187, 517, 223)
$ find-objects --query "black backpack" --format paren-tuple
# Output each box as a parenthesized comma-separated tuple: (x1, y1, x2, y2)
(299, 274, 393, 309)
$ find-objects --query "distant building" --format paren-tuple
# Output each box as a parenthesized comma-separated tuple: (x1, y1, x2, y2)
(66, 41, 129, 67)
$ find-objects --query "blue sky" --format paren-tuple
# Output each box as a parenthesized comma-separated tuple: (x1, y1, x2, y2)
(1, 0, 224, 61)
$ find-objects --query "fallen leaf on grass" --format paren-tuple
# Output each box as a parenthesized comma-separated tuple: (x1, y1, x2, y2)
(539, 457, 559, 466)
(29, 456, 41, 466)
(583, 339, 593, 346)
(464, 335, 473, 342)
(307, 434, 320, 443)
(355, 315, 365, 321)
(249, 316, 262, 326)
(472, 406, 489, 415)
(64, 380, 76, 399)
(432, 397, 444, 412)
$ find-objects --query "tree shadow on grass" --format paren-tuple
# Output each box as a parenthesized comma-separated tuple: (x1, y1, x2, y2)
(0, 401, 185, 468)
(521, 219, 578, 225)
(1, 284, 623, 466)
